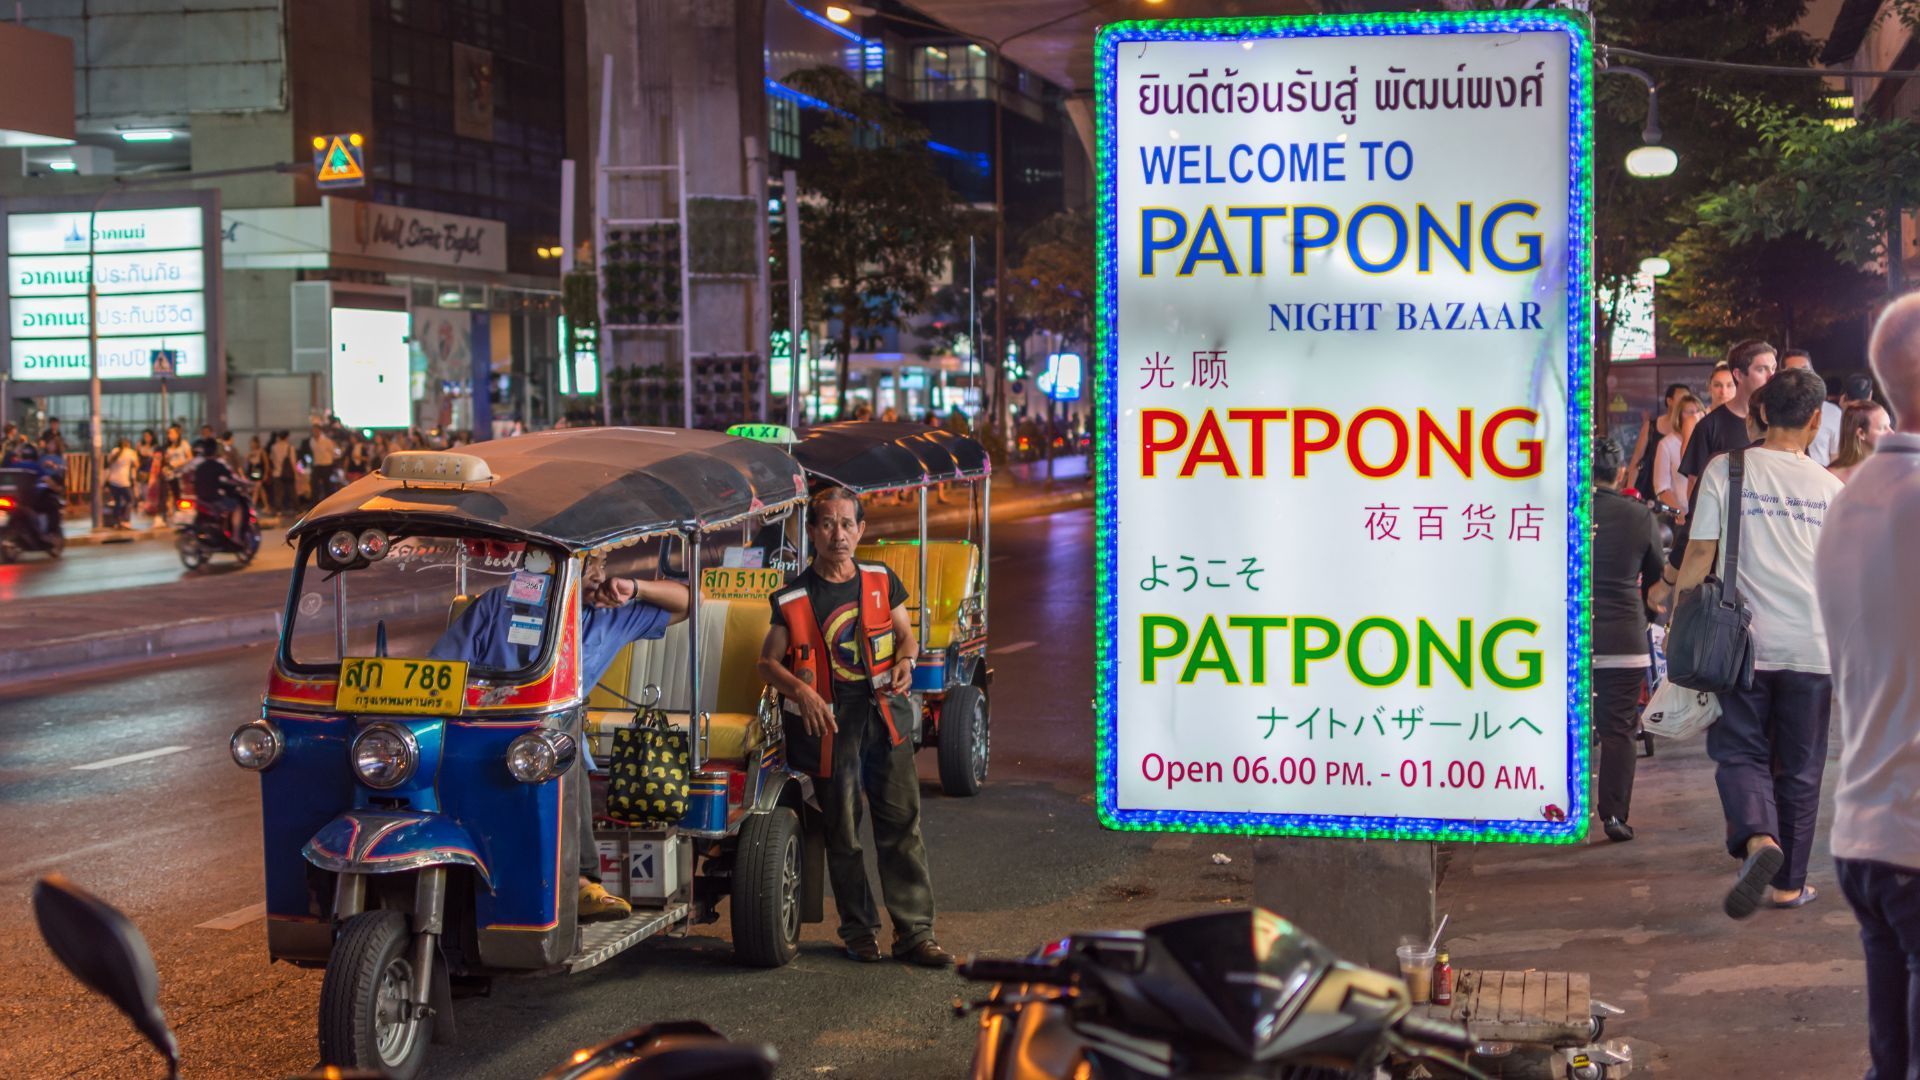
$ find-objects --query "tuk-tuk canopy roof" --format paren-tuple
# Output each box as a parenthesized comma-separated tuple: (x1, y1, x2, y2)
(790, 422, 990, 494)
(291, 427, 809, 549)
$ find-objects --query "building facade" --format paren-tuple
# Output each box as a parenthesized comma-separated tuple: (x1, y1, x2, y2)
(1, 0, 589, 447)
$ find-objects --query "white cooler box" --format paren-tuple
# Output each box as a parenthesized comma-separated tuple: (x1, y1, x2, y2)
(593, 831, 682, 902)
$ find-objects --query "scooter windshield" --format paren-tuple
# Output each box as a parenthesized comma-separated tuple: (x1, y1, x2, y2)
(1148, 908, 1333, 1058)
(283, 532, 564, 681)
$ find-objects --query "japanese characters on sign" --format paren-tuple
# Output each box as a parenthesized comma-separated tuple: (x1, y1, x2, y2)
(1094, 12, 1593, 842)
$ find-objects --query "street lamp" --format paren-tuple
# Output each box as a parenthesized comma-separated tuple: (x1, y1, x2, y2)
(1605, 62, 1677, 178)
(1639, 255, 1672, 277)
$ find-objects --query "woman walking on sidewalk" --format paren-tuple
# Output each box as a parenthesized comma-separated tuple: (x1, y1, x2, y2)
(1589, 435, 1666, 842)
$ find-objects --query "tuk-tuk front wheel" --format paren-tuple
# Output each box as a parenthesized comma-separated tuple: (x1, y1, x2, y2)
(318, 910, 432, 1080)
(731, 807, 802, 968)
(937, 684, 989, 797)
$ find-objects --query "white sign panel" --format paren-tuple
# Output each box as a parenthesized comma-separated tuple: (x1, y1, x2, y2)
(1095, 13, 1593, 843)
(8, 206, 204, 255)
(11, 293, 206, 338)
(331, 307, 413, 429)
(9, 252, 207, 297)
(10, 334, 207, 382)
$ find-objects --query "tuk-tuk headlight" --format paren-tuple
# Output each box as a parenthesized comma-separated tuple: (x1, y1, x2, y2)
(357, 529, 389, 561)
(326, 530, 357, 564)
(351, 723, 418, 790)
(506, 729, 577, 784)
(230, 720, 283, 771)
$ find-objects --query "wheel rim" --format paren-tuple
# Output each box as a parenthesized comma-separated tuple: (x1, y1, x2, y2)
(372, 955, 421, 1066)
(779, 832, 801, 943)
(969, 700, 989, 784)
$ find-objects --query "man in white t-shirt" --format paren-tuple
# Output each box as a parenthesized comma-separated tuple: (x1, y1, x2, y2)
(1671, 366, 1842, 920)
(1821, 293, 1920, 1080)
(1781, 349, 1841, 466)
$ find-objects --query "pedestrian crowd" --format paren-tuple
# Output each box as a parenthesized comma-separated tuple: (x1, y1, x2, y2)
(1591, 297, 1920, 1078)
(0, 416, 484, 532)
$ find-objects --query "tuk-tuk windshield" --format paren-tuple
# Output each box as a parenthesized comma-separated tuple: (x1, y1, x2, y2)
(284, 532, 566, 679)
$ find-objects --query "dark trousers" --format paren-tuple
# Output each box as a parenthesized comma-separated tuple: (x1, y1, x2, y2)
(1838, 859, 1920, 1080)
(824, 698, 937, 953)
(1706, 669, 1833, 891)
(569, 711, 601, 882)
(1592, 667, 1646, 823)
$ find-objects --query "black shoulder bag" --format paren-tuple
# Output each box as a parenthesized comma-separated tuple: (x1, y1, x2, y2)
(1666, 449, 1756, 694)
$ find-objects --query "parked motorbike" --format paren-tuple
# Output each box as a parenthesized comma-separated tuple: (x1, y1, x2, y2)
(173, 487, 261, 569)
(31, 875, 775, 1080)
(0, 465, 66, 562)
(957, 907, 1487, 1080)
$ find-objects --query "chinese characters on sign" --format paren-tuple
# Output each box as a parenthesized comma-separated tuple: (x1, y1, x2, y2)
(1095, 12, 1592, 842)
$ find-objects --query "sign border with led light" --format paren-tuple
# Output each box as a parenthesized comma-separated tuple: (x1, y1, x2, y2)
(1092, 11, 1594, 843)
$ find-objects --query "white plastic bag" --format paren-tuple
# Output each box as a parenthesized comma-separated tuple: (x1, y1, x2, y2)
(1640, 677, 1720, 740)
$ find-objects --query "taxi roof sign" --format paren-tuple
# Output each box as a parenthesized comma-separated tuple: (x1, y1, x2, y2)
(379, 450, 492, 486)
(314, 134, 366, 189)
(727, 423, 797, 445)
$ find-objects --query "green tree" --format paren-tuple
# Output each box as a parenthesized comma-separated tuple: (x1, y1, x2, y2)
(1586, 0, 1825, 351)
(783, 67, 974, 409)
(1007, 210, 1094, 354)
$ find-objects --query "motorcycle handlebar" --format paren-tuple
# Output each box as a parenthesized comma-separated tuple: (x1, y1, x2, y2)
(1395, 1013, 1475, 1053)
(957, 957, 1076, 986)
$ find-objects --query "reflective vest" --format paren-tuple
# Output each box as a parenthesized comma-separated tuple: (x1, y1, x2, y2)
(774, 563, 902, 777)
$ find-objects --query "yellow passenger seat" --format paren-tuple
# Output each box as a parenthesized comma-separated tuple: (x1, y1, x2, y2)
(854, 540, 980, 649)
(586, 597, 773, 764)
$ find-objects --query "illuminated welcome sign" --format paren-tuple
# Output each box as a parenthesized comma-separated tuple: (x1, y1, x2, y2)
(1094, 11, 1593, 843)
(5, 206, 208, 381)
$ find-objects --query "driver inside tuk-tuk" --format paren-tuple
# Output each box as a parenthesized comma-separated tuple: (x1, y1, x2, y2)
(430, 549, 688, 922)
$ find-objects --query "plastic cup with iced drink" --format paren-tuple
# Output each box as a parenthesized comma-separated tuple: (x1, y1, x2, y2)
(1396, 941, 1437, 1003)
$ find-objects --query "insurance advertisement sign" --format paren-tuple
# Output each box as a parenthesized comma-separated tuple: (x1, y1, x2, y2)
(4, 205, 209, 381)
(1094, 11, 1593, 842)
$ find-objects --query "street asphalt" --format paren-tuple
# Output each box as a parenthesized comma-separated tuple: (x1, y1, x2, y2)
(0, 507, 1261, 1079)
(0, 495, 1879, 1078)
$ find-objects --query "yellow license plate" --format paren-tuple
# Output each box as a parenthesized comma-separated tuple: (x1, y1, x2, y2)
(335, 658, 469, 716)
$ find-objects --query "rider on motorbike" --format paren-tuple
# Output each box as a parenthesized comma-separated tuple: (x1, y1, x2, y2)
(188, 437, 249, 540)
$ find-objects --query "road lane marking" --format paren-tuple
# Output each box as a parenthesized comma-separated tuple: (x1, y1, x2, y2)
(995, 640, 1038, 655)
(197, 901, 266, 931)
(72, 745, 190, 771)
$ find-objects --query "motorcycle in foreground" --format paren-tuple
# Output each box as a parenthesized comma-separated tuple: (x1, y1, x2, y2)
(30, 874, 775, 1079)
(957, 907, 1488, 1080)
(172, 487, 261, 568)
(0, 464, 66, 561)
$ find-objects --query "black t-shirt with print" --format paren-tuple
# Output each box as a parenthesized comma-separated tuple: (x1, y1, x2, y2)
(770, 564, 909, 709)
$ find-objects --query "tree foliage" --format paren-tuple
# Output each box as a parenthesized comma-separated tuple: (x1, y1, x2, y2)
(1585, 0, 1824, 347)
(1006, 210, 1094, 351)
(784, 67, 975, 404)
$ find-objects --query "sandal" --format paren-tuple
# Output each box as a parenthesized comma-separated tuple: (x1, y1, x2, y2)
(1772, 884, 1819, 909)
(1724, 844, 1786, 920)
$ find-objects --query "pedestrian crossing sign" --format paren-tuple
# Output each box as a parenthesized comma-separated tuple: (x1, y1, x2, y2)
(313, 133, 366, 189)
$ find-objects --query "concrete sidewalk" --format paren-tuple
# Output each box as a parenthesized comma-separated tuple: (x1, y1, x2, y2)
(1435, 735, 1867, 1077)
(1, 472, 1089, 686)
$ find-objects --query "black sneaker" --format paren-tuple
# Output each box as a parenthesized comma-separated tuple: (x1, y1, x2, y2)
(1603, 817, 1635, 843)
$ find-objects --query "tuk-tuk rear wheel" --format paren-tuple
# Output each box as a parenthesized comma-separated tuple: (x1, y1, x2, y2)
(318, 910, 432, 1080)
(936, 684, 989, 797)
(730, 807, 802, 968)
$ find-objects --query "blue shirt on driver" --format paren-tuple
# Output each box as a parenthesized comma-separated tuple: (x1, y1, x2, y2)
(429, 586, 670, 689)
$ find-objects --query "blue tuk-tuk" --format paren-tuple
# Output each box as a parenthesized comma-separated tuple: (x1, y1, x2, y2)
(232, 428, 820, 1078)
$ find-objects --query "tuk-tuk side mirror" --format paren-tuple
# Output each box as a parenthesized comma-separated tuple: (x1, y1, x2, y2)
(32, 875, 179, 1076)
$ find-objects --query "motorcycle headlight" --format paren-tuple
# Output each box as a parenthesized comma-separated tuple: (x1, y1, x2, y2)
(326, 529, 357, 563)
(230, 720, 283, 771)
(357, 529, 389, 561)
(506, 729, 578, 784)
(351, 723, 418, 790)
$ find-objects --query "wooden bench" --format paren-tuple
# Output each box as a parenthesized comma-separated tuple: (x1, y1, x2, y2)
(1427, 969, 1594, 1048)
